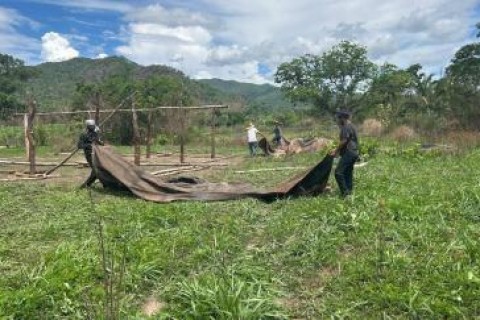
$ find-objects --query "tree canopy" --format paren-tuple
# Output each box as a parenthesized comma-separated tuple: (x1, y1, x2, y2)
(275, 41, 375, 114)
(0, 53, 33, 119)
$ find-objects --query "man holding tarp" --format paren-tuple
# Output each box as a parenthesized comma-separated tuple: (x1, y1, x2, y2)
(330, 110, 360, 198)
(78, 119, 103, 188)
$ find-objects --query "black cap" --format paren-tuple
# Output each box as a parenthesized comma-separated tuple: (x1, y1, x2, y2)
(335, 110, 351, 119)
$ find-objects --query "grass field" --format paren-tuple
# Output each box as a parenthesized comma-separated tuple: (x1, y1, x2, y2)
(1, 139, 480, 319)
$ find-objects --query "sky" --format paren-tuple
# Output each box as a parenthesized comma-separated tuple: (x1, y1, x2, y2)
(0, 0, 478, 84)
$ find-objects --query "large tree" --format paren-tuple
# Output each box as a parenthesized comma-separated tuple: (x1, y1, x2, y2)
(275, 41, 375, 114)
(443, 25, 480, 128)
(446, 43, 480, 92)
(0, 53, 33, 119)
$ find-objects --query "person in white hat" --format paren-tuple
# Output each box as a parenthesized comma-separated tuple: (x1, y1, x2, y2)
(245, 122, 264, 156)
(77, 119, 104, 188)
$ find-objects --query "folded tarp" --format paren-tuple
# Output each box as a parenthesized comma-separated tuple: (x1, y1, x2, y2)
(92, 145, 333, 203)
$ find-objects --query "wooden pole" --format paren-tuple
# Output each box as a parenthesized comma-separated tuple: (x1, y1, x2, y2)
(14, 104, 227, 117)
(99, 91, 137, 127)
(25, 99, 37, 175)
(131, 94, 141, 166)
(24, 113, 29, 160)
(179, 108, 185, 163)
(146, 110, 153, 159)
(43, 148, 79, 176)
(210, 108, 216, 159)
(94, 92, 101, 125)
(43, 92, 136, 177)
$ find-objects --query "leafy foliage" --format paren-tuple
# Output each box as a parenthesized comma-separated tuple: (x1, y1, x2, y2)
(0, 53, 34, 119)
(275, 41, 375, 114)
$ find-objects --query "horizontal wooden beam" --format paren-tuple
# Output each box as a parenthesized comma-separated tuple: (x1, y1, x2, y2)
(14, 105, 228, 116)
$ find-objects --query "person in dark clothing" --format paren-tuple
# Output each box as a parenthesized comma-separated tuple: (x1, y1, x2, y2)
(78, 119, 103, 188)
(272, 121, 283, 147)
(330, 110, 359, 197)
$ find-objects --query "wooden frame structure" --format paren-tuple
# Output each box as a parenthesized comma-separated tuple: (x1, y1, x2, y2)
(14, 93, 227, 176)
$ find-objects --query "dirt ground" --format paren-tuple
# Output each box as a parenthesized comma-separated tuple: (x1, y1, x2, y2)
(0, 150, 245, 186)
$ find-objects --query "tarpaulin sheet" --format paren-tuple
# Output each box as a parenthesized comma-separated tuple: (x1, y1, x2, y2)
(92, 145, 333, 203)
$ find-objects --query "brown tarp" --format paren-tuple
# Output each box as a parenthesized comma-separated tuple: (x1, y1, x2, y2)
(92, 145, 333, 203)
(258, 137, 331, 156)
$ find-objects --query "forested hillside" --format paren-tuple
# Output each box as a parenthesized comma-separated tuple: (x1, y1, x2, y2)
(198, 78, 295, 109)
(23, 57, 290, 112)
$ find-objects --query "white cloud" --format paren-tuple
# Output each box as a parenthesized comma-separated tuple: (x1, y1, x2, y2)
(193, 61, 269, 84)
(125, 4, 216, 28)
(113, 0, 478, 82)
(0, 7, 40, 64)
(41, 32, 79, 62)
(96, 53, 108, 59)
(29, 0, 132, 12)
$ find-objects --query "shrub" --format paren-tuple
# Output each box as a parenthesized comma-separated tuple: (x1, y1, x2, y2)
(390, 125, 416, 142)
(360, 118, 383, 137)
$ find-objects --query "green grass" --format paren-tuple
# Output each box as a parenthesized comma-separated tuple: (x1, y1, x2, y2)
(1, 143, 480, 319)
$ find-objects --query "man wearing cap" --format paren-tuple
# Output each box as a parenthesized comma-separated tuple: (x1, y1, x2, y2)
(272, 121, 283, 147)
(78, 119, 104, 188)
(330, 110, 359, 198)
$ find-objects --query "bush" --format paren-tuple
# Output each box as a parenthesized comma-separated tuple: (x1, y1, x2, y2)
(360, 118, 383, 137)
(390, 125, 416, 142)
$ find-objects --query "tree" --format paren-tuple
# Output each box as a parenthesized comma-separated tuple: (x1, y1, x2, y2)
(0, 53, 33, 119)
(275, 41, 375, 114)
(446, 43, 480, 92)
(444, 31, 480, 128)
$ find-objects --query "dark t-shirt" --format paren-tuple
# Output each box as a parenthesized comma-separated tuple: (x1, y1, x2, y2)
(78, 130, 102, 153)
(339, 122, 359, 156)
(273, 126, 282, 138)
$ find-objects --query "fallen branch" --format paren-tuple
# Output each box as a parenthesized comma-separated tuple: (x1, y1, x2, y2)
(0, 174, 60, 182)
(155, 167, 209, 177)
(151, 166, 194, 175)
(354, 161, 368, 168)
(138, 162, 227, 167)
(234, 166, 306, 174)
(43, 148, 80, 176)
(0, 160, 80, 166)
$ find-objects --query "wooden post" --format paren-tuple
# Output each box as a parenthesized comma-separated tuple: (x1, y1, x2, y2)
(24, 113, 29, 160)
(146, 110, 153, 159)
(94, 92, 101, 125)
(210, 108, 216, 159)
(25, 99, 37, 175)
(132, 94, 141, 166)
(179, 109, 185, 163)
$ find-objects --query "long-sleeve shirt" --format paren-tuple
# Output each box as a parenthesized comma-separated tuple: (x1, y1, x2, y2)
(77, 130, 103, 153)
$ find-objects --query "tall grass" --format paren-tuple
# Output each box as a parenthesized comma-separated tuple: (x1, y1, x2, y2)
(0, 141, 480, 318)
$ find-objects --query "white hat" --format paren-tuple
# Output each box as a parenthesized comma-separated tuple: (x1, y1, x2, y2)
(85, 119, 95, 126)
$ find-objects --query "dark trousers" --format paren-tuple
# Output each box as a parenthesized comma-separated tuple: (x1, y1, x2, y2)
(81, 150, 97, 187)
(273, 136, 282, 146)
(334, 151, 358, 196)
(248, 142, 258, 156)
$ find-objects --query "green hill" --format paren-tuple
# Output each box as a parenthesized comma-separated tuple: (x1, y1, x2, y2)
(198, 78, 294, 109)
(23, 57, 295, 112)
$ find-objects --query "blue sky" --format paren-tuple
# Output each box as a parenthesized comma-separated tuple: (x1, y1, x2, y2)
(0, 0, 478, 83)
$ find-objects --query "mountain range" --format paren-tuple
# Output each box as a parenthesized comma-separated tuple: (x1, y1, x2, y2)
(23, 56, 295, 112)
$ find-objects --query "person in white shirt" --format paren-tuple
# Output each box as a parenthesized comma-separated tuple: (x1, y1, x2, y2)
(246, 123, 264, 156)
